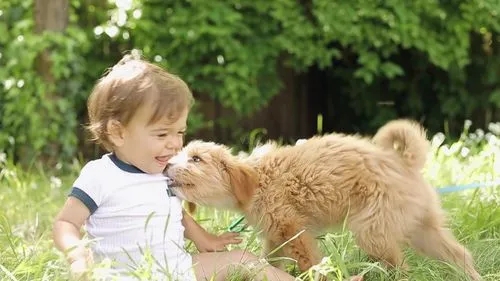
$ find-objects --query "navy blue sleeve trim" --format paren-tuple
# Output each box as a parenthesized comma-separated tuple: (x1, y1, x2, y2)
(69, 187, 98, 215)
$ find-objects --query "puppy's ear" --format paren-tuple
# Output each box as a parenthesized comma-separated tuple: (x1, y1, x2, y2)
(184, 201, 197, 214)
(228, 163, 258, 209)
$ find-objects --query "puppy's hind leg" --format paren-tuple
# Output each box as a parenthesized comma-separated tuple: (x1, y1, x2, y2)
(262, 239, 287, 270)
(351, 219, 407, 270)
(410, 215, 481, 281)
(268, 220, 322, 272)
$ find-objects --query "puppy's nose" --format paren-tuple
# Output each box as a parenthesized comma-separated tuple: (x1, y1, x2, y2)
(166, 177, 174, 186)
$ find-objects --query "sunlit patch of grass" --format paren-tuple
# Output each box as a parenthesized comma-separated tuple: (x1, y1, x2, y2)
(1, 121, 499, 280)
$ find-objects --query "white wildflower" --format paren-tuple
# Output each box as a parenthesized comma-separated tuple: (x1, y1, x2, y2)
(475, 128, 484, 139)
(488, 122, 500, 135)
(50, 176, 62, 189)
(460, 147, 470, 158)
(448, 142, 462, 155)
(431, 132, 446, 148)
(464, 119, 472, 130)
(487, 134, 498, 146)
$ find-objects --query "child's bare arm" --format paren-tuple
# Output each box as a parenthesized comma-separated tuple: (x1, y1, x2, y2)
(181, 210, 242, 252)
(52, 197, 91, 263)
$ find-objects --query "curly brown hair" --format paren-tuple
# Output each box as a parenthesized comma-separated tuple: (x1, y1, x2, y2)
(86, 53, 194, 151)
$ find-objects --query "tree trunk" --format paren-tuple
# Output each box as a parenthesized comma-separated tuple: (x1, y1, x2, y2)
(21, 0, 69, 166)
(34, 0, 69, 33)
(34, 0, 68, 83)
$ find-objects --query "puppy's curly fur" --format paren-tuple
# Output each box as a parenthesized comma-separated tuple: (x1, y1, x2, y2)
(166, 119, 480, 281)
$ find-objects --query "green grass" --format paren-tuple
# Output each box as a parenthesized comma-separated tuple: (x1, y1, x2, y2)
(1, 124, 500, 281)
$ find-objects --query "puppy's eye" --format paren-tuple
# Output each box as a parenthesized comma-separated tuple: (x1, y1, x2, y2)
(191, 155, 202, 162)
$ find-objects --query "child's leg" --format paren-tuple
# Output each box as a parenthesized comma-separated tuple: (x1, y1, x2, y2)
(192, 250, 364, 281)
(192, 249, 295, 281)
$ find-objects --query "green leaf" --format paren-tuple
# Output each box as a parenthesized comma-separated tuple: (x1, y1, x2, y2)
(488, 88, 500, 107)
(380, 62, 404, 78)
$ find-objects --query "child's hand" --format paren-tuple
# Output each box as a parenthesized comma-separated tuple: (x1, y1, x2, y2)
(195, 231, 243, 252)
(67, 247, 93, 280)
(70, 258, 91, 281)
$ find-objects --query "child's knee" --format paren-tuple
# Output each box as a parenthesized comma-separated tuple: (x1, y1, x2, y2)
(232, 249, 259, 262)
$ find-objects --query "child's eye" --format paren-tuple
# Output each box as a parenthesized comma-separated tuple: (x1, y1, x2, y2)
(157, 133, 167, 138)
(178, 131, 186, 136)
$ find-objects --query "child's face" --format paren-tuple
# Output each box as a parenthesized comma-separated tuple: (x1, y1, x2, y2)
(114, 104, 188, 174)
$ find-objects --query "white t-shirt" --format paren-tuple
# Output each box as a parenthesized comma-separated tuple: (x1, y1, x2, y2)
(69, 153, 196, 281)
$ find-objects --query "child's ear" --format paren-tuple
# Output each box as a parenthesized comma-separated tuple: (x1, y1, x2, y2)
(106, 119, 125, 147)
(228, 163, 258, 209)
(184, 201, 197, 214)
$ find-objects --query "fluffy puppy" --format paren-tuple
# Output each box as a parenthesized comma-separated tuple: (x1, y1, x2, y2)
(165, 119, 480, 281)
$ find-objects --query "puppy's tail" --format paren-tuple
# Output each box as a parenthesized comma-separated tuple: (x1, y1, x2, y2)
(372, 119, 430, 171)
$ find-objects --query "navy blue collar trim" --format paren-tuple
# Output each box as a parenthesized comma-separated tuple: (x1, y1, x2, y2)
(109, 153, 145, 174)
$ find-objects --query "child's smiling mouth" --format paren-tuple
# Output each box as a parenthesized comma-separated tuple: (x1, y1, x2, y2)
(155, 155, 170, 165)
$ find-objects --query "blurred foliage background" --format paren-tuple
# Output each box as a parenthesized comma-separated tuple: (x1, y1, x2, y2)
(1, 0, 500, 167)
